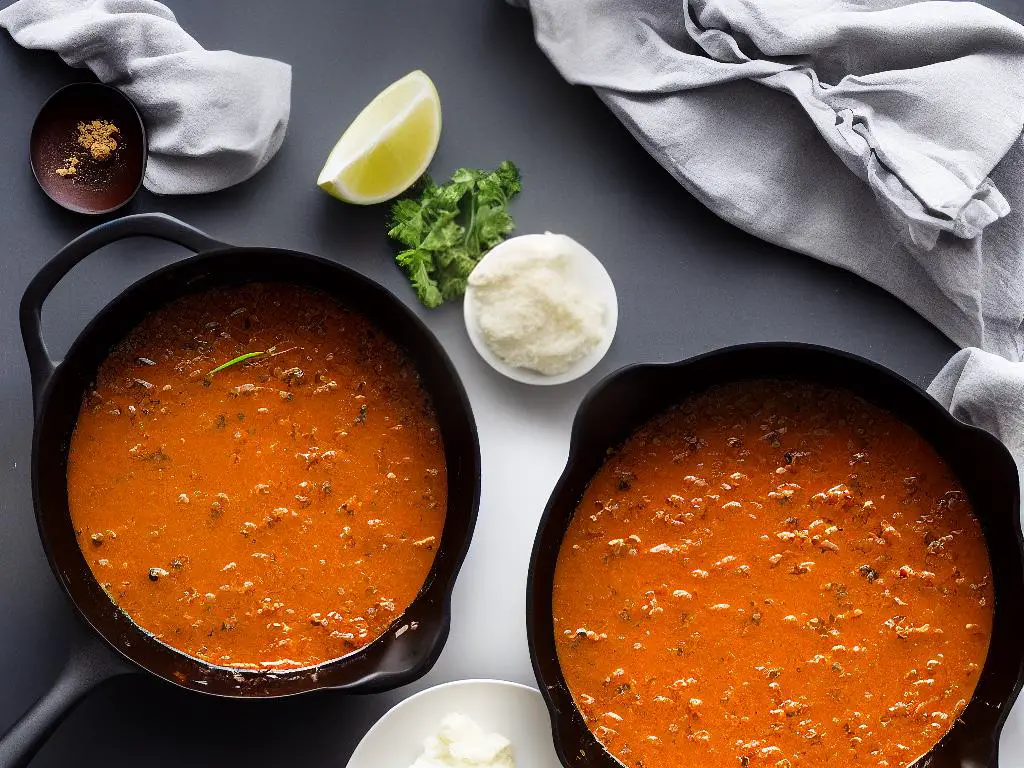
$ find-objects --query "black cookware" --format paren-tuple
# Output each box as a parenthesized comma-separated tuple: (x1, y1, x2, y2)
(30, 83, 147, 215)
(527, 343, 1024, 768)
(2, 213, 480, 767)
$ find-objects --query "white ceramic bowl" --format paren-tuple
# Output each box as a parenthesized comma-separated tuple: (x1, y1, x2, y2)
(463, 234, 618, 386)
(345, 679, 562, 768)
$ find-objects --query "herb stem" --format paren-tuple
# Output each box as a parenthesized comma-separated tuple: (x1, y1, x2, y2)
(463, 189, 477, 250)
(208, 351, 265, 377)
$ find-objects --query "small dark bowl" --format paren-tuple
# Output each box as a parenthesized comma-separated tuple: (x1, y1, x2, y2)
(527, 343, 1024, 768)
(30, 83, 147, 215)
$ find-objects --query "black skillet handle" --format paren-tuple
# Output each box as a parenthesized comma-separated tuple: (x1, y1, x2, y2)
(0, 620, 133, 768)
(19, 213, 227, 415)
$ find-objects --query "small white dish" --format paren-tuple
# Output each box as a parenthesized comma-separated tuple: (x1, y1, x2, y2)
(464, 234, 618, 386)
(345, 678, 562, 768)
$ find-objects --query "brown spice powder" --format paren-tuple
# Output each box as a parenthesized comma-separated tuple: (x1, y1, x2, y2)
(54, 119, 122, 180)
(77, 120, 120, 161)
(55, 156, 80, 177)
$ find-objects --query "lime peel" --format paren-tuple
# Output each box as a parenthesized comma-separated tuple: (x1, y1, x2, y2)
(317, 70, 442, 205)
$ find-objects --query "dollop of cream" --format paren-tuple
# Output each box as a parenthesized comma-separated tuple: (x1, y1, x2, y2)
(410, 713, 514, 768)
(468, 233, 605, 376)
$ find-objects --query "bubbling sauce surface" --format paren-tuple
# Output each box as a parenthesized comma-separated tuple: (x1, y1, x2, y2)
(68, 284, 446, 669)
(554, 381, 992, 768)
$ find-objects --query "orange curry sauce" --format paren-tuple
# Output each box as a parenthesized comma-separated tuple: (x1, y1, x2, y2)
(554, 381, 992, 768)
(68, 284, 446, 670)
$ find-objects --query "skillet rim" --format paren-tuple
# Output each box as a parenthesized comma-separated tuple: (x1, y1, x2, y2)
(526, 341, 1024, 768)
(31, 244, 481, 698)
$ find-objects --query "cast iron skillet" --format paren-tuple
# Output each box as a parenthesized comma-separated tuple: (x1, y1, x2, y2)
(527, 343, 1024, 768)
(1, 213, 481, 767)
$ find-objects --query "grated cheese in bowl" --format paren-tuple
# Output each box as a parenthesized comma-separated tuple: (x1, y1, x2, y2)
(466, 232, 612, 379)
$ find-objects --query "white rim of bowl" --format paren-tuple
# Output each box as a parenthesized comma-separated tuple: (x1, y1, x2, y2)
(345, 679, 544, 767)
(463, 234, 618, 386)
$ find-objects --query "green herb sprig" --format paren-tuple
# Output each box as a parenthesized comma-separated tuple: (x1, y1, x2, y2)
(388, 161, 522, 308)
(207, 351, 265, 377)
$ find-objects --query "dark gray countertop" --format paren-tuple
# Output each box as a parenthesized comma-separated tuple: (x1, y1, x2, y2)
(1, 0, 1021, 765)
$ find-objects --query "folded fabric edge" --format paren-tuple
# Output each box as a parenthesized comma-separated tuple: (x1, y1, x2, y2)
(142, 110, 289, 196)
(926, 346, 1024, 454)
(926, 348, 974, 409)
(590, 88, 1004, 357)
(763, 68, 1016, 249)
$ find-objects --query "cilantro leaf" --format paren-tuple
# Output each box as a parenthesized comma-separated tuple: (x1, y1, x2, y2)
(476, 161, 522, 208)
(387, 161, 522, 308)
(387, 198, 427, 248)
(445, 245, 477, 277)
(421, 220, 465, 254)
(437, 270, 469, 302)
(474, 205, 515, 250)
(395, 248, 443, 309)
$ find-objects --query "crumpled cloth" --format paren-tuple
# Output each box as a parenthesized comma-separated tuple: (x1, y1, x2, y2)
(512, 0, 1024, 457)
(0, 0, 291, 195)
(510, 0, 1024, 360)
(930, 348, 1024, 469)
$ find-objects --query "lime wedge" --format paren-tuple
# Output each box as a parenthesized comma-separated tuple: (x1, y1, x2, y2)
(317, 70, 442, 205)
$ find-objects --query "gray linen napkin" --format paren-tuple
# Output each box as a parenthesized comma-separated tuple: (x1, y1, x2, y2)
(929, 348, 1024, 464)
(515, 0, 1024, 751)
(511, 0, 1024, 359)
(0, 0, 291, 195)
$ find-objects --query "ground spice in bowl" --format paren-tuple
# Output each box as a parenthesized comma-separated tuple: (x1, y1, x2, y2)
(30, 83, 146, 214)
(78, 119, 120, 161)
(54, 155, 79, 177)
(56, 119, 121, 177)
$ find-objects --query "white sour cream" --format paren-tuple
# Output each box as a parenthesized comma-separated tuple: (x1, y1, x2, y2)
(410, 713, 515, 768)
(467, 233, 607, 376)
